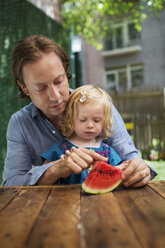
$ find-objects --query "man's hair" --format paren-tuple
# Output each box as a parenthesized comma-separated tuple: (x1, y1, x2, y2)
(60, 85, 113, 139)
(12, 35, 71, 99)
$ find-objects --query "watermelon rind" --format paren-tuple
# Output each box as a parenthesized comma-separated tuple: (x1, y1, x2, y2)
(82, 179, 122, 194)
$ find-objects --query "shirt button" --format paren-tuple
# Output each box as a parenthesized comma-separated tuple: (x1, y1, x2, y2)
(52, 130, 56, 134)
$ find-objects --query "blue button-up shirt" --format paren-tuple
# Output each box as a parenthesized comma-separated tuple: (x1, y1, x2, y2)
(2, 102, 155, 186)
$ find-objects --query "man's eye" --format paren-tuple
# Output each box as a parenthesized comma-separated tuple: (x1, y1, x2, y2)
(36, 86, 46, 92)
(37, 88, 44, 92)
(56, 81, 63, 85)
(55, 75, 65, 84)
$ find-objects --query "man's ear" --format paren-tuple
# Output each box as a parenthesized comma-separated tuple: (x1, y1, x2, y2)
(17, 80, 29, 96)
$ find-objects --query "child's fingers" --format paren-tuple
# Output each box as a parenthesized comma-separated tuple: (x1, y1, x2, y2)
(61, 150, 71, 160)
(60, 154, 65, 160)
(65, 149, 71, 155)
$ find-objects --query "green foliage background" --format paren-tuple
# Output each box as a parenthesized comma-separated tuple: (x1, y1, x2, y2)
(146, 161, 165, 180)
(62, 0, 165, 49)
(0, 0, 70, 184)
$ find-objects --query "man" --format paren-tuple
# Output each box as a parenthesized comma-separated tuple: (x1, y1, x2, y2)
(2, 35, 156, 187)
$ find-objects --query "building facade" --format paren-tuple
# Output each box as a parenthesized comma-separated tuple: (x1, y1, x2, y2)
(82, 9, 165, 159)
(83, 10, 165, 93)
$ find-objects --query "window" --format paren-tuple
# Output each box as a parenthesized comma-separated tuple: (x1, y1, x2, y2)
(105, 65, 143, 92)
(104, 20, 141, 51)
(128, 23, 141, 41)
(106, 74, 116, 90)
(118, 71, 127, 91)
(115, 26, 123, 49)
(131, 68, 143, 88)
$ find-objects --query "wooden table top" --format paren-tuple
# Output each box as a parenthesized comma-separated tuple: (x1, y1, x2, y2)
(0, 181, 165, 248)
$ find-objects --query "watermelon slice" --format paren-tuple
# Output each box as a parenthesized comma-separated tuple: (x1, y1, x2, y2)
(82, 161, 122, 194)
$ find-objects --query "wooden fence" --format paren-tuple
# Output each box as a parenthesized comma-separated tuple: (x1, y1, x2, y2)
(112, 89, 165, 160)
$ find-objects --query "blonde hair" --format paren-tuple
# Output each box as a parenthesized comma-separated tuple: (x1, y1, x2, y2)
(60, 85, 113, 139)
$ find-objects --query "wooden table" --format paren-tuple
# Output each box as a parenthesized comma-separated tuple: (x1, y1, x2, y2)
(0, 181, 165, 248)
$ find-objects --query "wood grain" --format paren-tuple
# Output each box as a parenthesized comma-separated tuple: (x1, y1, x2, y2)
(148, 180, 165, 198)
(114, 185, 165, 248)
(24, 185, 81, 248)
(0, 188, 50, 248)
(0, 188, 21, 211)
(0, 182, 165, 248)
(81, 190, 141, 248)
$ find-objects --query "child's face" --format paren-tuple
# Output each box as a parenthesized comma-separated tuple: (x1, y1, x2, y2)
(73, 101, 104, 141)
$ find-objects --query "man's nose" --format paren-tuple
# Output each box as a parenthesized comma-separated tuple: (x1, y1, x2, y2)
(48, 84, 60, 101)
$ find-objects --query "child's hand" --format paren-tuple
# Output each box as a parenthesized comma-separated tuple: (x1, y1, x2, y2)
(37, 148, 108, 185)
(60, 150, 71, 160)
(59, 147, 108, 178)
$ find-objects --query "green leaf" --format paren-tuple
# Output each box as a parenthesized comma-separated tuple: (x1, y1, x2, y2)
(62, 0, 165, 49)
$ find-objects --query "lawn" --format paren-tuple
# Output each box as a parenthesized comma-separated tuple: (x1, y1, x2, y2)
(145, 160, 165, 181)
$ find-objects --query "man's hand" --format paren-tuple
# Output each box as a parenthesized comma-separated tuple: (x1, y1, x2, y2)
(117, 158, 151, 188)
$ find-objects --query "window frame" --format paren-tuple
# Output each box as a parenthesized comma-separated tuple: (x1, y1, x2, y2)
(105, 64, 143, 92)
(104, 20, 141, 51)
